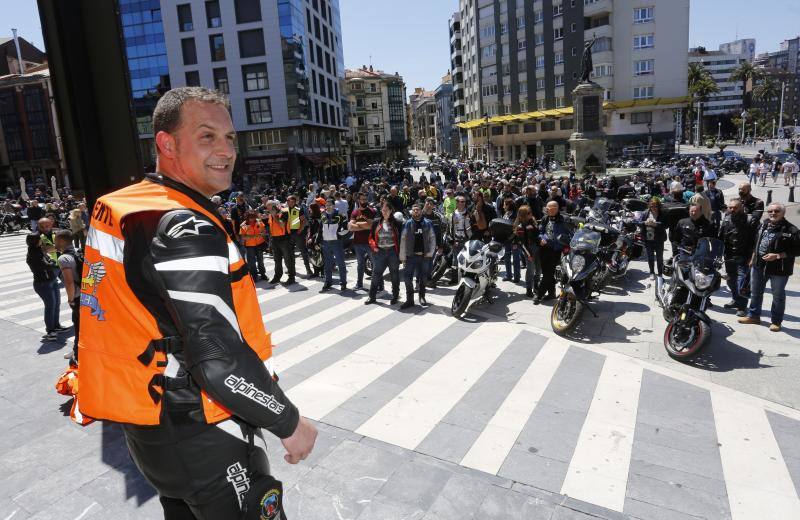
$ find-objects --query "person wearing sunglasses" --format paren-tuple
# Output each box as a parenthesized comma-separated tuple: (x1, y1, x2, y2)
(739, 203, 800, 332)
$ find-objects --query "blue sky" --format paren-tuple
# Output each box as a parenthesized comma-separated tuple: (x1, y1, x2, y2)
(4, 0, 800, 97)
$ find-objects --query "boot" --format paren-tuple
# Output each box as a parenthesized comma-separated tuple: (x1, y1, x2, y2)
(419, 285, 428, 306)
(401, 289, 415, 309)
(305, 262, 312, 277)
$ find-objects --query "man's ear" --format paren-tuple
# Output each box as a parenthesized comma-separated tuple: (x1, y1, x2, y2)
(155, 131, 176, 159)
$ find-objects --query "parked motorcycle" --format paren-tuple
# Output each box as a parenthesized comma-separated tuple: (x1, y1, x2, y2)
(0, 212, 24, 235)
(429, 238, 454, 284)
(658, 238, 725, 360)
(450, 219, 512, 318)
(551, 227, 603, 334)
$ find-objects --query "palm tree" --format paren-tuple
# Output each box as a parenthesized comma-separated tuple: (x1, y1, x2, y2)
(686, 63, 719, 144)
(730, 61, 761, 110)
(754, 75, 780, 102)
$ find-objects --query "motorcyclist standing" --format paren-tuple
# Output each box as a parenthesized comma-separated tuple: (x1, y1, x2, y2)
(672, 202, 717, 254)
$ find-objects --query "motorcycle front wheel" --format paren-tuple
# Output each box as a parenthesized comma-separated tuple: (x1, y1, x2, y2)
(364, 256, 373, 276)
(430, 254, 450, 283)
(550, 294, 583, 335)
(451, 284, 473, 318)
(663, 319, 710, 360)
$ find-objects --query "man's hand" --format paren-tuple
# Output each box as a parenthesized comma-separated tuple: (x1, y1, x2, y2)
(281, 416, 317, 464)
(762, 253, 781, 262)
(540, 239, 547, 246)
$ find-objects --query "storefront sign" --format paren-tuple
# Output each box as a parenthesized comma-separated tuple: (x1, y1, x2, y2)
(242, 155, 289, 176)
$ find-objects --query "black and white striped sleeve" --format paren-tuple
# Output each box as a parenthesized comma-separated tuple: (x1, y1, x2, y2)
(150, 209, 299, 438)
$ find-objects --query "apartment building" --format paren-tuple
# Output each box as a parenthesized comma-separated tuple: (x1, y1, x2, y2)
(344, 66, 408, 169)
(689, 43, 751, 117)
(453, 0, 689, 161)
(754, 37, 800, 131)
(410, 88, 437, 153)
(146, 0, 347, 184)
(434, 73, 458, 155)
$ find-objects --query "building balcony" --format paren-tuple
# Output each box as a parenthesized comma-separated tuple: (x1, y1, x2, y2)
(583, 0, 611, 17)
(587, 23, 612, 40)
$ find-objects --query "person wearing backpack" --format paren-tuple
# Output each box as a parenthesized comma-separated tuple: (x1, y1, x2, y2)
(55, 229, 82, 361)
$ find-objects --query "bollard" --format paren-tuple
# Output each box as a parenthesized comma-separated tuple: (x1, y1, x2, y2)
(790, 187, 795, 203)
(767, 189, 773, 205)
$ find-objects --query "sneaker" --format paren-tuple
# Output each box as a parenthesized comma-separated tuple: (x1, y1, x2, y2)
(738, 316, 761, 324)
(735, 309, 747, 317)
(533, 296, 541, 305)
(769, 323, 782, 332)
(400, 300, 415, 310)
(285, 277, 296, 285)
(650, 273, 656, 281)
(355, 283, 364, 290)
(268, 277, 281, 284)
(53, 325, 70, 332)
(723, 301, 738, 309)
(419, 296, 428, 306)
(390, 296, 399, 305)
(364, 298, 376, 305)
(320, 284, 332, 292)
(525, 289, 533, 297)
(260, 274, 269, 281)
(42, 332, 58, 341)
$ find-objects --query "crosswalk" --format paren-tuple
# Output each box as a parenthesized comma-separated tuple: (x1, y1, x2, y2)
(2, 232, 800, 519)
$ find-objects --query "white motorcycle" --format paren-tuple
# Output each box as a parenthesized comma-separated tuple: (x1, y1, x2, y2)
(450, 218, 513, 318)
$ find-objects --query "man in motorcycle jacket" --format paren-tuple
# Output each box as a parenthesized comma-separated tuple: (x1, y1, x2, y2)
(535, 201, 571, 305)
(672, 203, 717, 254)
(718, 198, 754, 315)
(739, 203, 800, 332)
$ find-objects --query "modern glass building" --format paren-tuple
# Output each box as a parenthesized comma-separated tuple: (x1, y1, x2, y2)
(118, 0, 171, 170)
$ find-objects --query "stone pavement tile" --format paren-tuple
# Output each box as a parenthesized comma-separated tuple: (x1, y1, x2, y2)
(624, 470, 730, 520)
(560, 496, 631, 520)
(0, 500, 31, 520)
(355, 496, 426, 520)
(426, 473, 496, 520)
(77, 460, 157, 511)
(299, 465, 385, 511)
(284, 481, 364, 520)
(26, 490, 102, 520)
(415, 421, 480, 464)
(0, 423, 92, 474)
(623, 497, 709, 520)
(629, 441, 727, 487)
(0, 465, 50, 502)
(374, 458, 453, 512)
(335, 379, 405, 416)
(317, 439, 406, 482)
(498, 448, 570, 493)
(475, 484, 556, 520)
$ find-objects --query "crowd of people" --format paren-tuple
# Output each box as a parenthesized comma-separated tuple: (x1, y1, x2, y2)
(195, 150, 799, 331)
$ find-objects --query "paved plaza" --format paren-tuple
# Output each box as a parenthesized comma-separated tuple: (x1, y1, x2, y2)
(1, 167, 800, 519)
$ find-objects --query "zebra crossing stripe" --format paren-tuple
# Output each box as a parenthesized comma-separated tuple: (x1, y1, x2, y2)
(711, 392, 800, 520)
(271, 296, 369, 345)
(261, 292, 331, 322)
(560, 355, 643, 512)
(460, 337, 569, 474)
(355, 323, 519, 450)
(286, 311, 452, 420)
(16, 309, 71, 326)
(272, 306, 393, 372)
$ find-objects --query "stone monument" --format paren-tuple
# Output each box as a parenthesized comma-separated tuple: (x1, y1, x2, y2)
(568, 37, 607, 177)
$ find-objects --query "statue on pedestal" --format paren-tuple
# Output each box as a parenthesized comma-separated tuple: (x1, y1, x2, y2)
(579, 36, 597, 83)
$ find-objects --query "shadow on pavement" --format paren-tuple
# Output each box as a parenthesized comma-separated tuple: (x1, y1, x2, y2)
(687, 323, 772, 372)
(102, 422, 158, 505)
(37, 337, 68, 355)
(565, 301, 651, 344)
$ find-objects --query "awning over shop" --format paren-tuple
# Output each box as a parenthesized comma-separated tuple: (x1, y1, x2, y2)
(455, 96, 691, 129)
(302, 153, 328, 166)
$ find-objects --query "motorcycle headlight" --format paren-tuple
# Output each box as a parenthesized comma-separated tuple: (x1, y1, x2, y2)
(458, 255, 466, 265)
(693, 270, 714, 290)
(469, 259, 484, 270)
(570, 255, 586, 273)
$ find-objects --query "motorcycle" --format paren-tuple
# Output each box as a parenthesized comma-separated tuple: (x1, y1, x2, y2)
(429, 238, 454, 284)
(551, 227, 603, 334)
(450, 219, 512, 318)
(0, 212, 24, 235)
(658, 238, 724, 360)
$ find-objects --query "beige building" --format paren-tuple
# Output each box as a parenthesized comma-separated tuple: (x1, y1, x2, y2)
(344, 66, 408, 170)
(410, 87, 437, 153)
(454, 0, 690, 161)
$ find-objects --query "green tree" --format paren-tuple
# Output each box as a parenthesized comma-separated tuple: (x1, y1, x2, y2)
(754, 75, 780, 103)
(730, 61, 761, 110)
(687, 64, 719, 144)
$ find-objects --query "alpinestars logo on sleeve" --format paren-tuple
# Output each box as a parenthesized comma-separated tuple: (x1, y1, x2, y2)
(225, 375, 286, 415)
(167, 215, 214, 238)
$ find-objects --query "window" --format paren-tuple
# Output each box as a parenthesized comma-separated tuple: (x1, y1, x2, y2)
(479, 5, 494, 18)
(205, 0, 221, 28)
(209, 34, 225, 61)
(185, 71, 200, 86)
(555, 96, 565, 107)
(534, 10, 543, 23)
(319, 77, 326, 96)
(517, 16, 525, 30)
(500, 22, 508, 35)
(356, 115, 365, 126)
(630, 111, 653, 124)
(555, 52, 564, 64)
(537, 99, 546, 110)
(593, 63, 613, 77)
(633, 85, 654, 99)
(238, 29, 265, 58)
(541, 120, 556, 131)
(213, 67, 229, 93)
(524, 123, 537, 133)
(571, 22, 577, 32)
(535, 33, 544, 46)
(536, 56, 545, 69)
(555, 74, 564, 86)
(553, 3, 564, 16)
(177, 4, 193, 31)
(633, 34, 654, 49)
(554, 27, 564, 40)
(593, 37, 612, 52)
(634, 7, 654, 23)
(518, 40, 527, 51)
(519, 81, 528, 93)
(491, 126, 503, 136)
(234, 0, 262, 23)
(634, 59, 654, 76)
(560, 119, 573, 130)
(246, 97, 272, 124)
(181, 38, 197, 65)
(482, 44, 496, 59)
(503, 83, 511, 95)
(518, 59, 527, 71)
(242, 63, 268, 91)
(373, 134, 381, 147)
(481, 25, 495, 39)
(572, 46, 577, 56)
(536, 78, 546, 90)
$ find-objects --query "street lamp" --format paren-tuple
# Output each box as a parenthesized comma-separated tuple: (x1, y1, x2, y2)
(717, 121, 721, 142)
(741, 111, 747, 144)
(483, 113, 490, 163)
(754, 121, 758, 143)
(646, 121, 653, 156)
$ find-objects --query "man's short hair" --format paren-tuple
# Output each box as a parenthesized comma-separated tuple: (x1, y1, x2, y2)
(54, 229, 73, 243)
(152, 87, 230, 136)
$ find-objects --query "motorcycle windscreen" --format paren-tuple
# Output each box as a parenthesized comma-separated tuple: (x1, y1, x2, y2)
(692, 238, 725, 264)
(570, 229, 601, 253)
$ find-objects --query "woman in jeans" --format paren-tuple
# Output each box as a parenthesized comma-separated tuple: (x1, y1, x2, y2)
(514, 205, 540, 297)
(26, 233, 64, 341)
(642, 197, 668, 280)
(365, 202, 402, 305)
